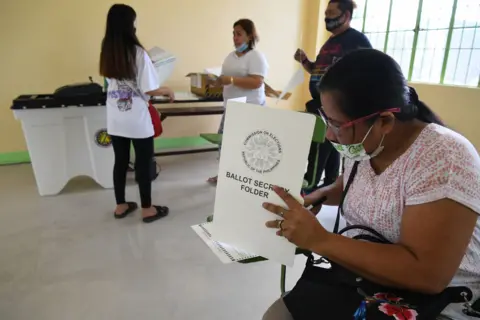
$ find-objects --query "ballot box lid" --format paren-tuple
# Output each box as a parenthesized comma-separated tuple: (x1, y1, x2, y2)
(11, 92, 223, 110)
(11, 93, 106, 110)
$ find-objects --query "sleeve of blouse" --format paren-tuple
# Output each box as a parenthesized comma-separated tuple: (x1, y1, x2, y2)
(248, 51, 269, 77)
(405, 134, 480, 214)
(136, 48, 160, 94)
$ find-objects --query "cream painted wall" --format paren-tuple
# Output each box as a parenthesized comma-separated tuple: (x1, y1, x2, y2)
(0, 0, 305, 153)
(2, 0, 479, 155)
(412, 84, 480, 149)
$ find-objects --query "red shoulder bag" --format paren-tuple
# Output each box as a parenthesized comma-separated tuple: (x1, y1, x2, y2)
(148, 101, 163, 138)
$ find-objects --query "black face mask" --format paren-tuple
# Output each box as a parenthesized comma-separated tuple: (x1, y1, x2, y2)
(325, 13, 345, 32)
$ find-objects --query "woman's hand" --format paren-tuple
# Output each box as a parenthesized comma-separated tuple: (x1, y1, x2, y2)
(205, 75, 229, 87)
(263, 186, 330, 251)
(146, 87, 175, 102)
(304, 190, 327, 215)
(161, 87, 175, 102)
(218, 75, 232, 86)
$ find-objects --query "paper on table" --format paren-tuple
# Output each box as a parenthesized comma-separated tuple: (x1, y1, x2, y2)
(211, 101, 315, 266)
(277, 68, 304, 103)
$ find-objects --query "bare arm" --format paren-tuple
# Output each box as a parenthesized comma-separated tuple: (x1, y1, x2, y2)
(145, 86, 172, 96)
(300, 57, 316, 74)
(295, 49, 315, 74)
(304, 175, 344, 207)
(312, 199, 478, 294)
(219, 75, 264, 90)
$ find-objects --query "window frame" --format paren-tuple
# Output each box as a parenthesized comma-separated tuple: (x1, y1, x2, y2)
(355, 0, 480, 88)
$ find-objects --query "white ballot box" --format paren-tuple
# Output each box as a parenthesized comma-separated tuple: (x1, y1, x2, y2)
(211, 102, 316, 266)
(13, 105, 113, 196)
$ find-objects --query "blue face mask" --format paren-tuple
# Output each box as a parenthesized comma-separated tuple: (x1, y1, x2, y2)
(236, 42, 249, 53)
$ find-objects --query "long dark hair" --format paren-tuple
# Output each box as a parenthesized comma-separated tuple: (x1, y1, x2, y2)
(99, 4, 145, 80)
(233, 19, 259, 50)
(318, 49, 444, 126)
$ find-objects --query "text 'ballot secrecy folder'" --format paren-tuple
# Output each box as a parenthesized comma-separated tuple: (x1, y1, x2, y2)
(211, 101, 316, 266)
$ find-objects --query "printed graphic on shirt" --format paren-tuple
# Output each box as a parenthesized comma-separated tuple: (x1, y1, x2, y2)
(116, 81, 134, 112)
(311, 43, 343, 82)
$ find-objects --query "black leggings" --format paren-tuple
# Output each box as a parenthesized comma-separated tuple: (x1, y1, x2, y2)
(111, 135, 154, 209)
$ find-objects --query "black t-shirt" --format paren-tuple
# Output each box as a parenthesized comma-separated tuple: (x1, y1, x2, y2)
(307, 28, 372, 100)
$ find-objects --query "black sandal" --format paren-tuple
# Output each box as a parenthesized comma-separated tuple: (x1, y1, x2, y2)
(114, 202, 138, 219)
(142, 206, 169, 223)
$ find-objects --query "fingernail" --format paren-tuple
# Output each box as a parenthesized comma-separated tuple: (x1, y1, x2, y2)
(262, 203, 267, 208)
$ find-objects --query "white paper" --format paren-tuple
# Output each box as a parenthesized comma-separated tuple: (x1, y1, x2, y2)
(211, 102, 315, 266)
(190, 75, 202, 89)
(148, 46, 177, 87)
(228, 96, 247, 103)
(277, 68, 304, 103)
(204, 67, 222, 77)
(192, 222, 259, 264)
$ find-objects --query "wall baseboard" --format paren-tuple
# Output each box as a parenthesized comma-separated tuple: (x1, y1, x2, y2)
(0, 136, 215, 166)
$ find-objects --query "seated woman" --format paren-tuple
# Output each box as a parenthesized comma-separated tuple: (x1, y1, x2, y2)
(262, 49, 480, 320)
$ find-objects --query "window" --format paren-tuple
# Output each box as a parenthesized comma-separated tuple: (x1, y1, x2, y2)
(351, 0, 480, 87)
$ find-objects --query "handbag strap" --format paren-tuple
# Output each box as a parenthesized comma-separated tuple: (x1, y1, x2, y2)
(333, 161, 392, 244)
(333, 161, 359, 234)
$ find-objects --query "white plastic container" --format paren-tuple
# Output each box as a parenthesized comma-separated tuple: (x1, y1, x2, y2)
(13, 106, 113, 196)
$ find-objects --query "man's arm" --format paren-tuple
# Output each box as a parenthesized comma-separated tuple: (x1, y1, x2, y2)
(300, 56, 316, 74)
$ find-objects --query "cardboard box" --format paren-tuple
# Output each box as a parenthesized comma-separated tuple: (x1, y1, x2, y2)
(186, 73, 223, 99)
(185, 73, 292, 100)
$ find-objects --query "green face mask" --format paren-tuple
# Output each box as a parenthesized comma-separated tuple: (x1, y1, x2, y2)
(330, 125, 385, 161)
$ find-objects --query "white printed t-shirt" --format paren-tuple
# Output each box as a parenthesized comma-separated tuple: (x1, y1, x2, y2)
(221, 49, 269, 107)
(342, 123, 480, 320)
(106, 47, 159, 139)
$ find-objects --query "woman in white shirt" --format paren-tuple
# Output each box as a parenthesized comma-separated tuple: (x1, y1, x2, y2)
(100, 4, 174, 223)
(207, 19, 269, 184)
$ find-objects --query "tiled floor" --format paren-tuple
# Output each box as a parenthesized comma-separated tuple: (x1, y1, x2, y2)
(0, 153, 309, 320)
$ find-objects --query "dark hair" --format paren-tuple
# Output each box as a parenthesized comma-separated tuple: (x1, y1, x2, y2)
(318, 49, 444, 126)
(329, 0, 357, 18)
(233, 19, 259, 49)
(99, 4, 145, 80)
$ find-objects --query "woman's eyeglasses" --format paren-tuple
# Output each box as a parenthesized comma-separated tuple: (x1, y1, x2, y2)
(319, 108, 400, 136)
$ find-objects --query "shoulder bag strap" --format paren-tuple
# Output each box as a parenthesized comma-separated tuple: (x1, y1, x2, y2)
(333, 161, 359, 234)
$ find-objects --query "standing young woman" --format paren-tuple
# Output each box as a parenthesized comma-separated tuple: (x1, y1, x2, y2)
(100, 4, 174, 223)
(207, 19, 269, 185)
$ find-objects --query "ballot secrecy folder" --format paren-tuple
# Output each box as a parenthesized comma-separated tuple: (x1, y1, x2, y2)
(210, 101, 316, 267)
